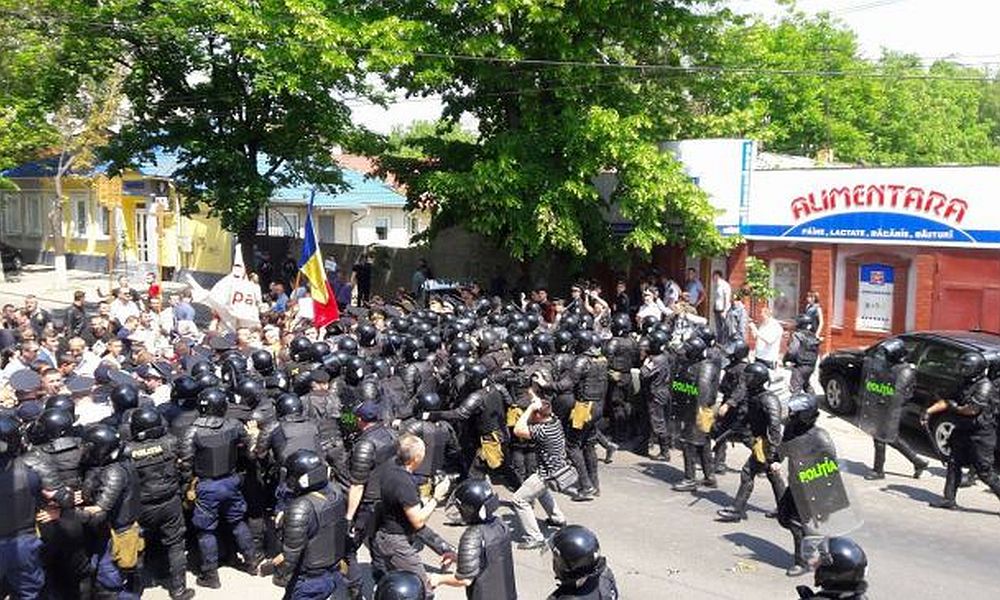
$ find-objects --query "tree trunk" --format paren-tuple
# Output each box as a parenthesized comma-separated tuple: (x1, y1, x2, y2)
(51, 180, 67, 282)
(237, 215, 257, 272)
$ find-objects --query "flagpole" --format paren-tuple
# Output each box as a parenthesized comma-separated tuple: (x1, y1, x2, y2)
(294, 189, 316, 292)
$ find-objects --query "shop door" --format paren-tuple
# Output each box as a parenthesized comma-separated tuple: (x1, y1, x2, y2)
(134, 205, 158, 266)
(931, 253, 1000, 332)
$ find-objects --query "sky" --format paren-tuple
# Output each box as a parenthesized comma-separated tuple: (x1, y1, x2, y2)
(350, 0, 1000, 134)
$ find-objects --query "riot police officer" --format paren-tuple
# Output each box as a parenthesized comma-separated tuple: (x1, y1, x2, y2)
(638, 329, 673, 461)
(29, 408, 91, 600)
(162, 374, 202, 439)
(923, 351, 1000, 509)
(859, 338, 928, 480)
(255, 393, 323, 472)
(400, 337, 437, 419)
(716, 362, 786, 522)
(374, 571, 425, 600)
(567, 331, 609, 500)
(0, 414, 69, 600)
(672, 337, 721, 492)
(784, 315, 820, 394)
(795, 537, 869, 599)
(431, 478, 517, 599)
(547, 525, 619, 599)
(712, 340, 751, 474)
(603, 313, 638, 448)
(405, 392, 461, 498)
(263, 449, 348, 600)
(178, 387, 260, 587)
(124, 407, 194, 600)
(78, 423, 144, 599)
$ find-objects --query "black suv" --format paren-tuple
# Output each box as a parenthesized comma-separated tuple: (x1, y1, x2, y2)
(818, 330, 1000, 458)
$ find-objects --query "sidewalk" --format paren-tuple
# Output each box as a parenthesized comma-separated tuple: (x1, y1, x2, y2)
(0, 265, 190, 312)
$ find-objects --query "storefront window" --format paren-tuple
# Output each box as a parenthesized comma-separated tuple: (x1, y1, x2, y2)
(769, 259, 800, 321)
(856, 263, 894, 332)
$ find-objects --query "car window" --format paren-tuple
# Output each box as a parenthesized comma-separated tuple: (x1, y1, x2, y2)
(917, 342, 964, 377)
(898, 337, 923, 362)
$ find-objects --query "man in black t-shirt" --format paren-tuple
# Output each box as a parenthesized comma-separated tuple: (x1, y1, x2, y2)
(352, 253, 374, 306)
(370, 434, 454, 598)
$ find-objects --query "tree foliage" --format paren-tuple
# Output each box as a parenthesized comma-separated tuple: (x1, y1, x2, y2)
(374, 0, 734, 262)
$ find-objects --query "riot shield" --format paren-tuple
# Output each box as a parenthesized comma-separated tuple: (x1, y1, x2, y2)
(783, 426, 862, 537)
(856, 356, 901, 442)
(669, 367, 698, 427)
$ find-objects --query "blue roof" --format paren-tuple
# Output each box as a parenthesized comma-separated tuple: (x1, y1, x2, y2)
(4, 149, 406, 210)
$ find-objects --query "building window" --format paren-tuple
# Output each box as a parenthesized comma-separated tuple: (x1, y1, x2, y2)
(4, 194, 22, 234)
(856, 263, 895, 332)
(96, 205, 111, 237)
(318, 215, 335, 242)
(375, 217, 389, 241)
(769, 259, 800, 322)
(24, 193, 41, 235)
(73, 198, 88, 237)
(407, 215, 420, 236)
(266, 209, 299, 238)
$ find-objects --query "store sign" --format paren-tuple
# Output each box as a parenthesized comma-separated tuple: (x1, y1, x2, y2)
(663, 138, 755, 236)
(857, 264, 894, 332)
(746, 167, 1000, 247)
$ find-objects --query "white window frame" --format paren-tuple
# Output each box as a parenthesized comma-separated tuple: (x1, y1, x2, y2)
(375, 216, 390, 241)
(23, 193, 42, 235)
(267, 209, 299, 238)
(72, 196, 88, 238)
(769, 258, 801, 323)
(95, 204, 111, 239)
(407, 215, 420, 236)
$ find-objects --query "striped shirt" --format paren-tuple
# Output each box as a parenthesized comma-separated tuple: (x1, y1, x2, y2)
(529, 418, 568, 478)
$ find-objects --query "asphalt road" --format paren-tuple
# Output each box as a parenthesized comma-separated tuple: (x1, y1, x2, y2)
(144, 410, 1000, 600)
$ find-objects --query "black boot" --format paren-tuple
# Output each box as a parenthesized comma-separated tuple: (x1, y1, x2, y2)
(930, 462, 960, 509)
(786, 528, 809, 577)
(195, 571, 221, 589)
(698, 444, 717, 487)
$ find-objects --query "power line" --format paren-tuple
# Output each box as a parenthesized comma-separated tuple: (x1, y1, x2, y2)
(828, 0, 909, 15)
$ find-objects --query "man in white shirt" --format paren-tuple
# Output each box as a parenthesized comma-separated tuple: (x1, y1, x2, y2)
(712, 270, 733, 345)
(750, 306, 784, 369)
(109, 288, 140, 327)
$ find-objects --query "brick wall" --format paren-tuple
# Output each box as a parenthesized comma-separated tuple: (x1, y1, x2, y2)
(913, 252, 936, 331)
(809, 245, 834, 355)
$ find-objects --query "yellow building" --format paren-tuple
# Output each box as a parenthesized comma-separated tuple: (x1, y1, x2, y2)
(0, 157, 232, 280)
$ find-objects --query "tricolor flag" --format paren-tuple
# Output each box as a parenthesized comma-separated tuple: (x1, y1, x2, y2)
(299, 192, 340, 329)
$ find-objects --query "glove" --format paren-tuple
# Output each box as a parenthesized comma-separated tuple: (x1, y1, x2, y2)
(432, 477, 451, 503)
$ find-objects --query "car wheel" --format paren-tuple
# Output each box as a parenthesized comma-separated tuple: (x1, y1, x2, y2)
(929, 416, 955, 459)
(823, 374, 854, 415)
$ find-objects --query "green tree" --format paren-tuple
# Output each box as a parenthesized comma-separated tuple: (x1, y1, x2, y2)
(373, 0, 733, 263)
(49, 0, 418, 265)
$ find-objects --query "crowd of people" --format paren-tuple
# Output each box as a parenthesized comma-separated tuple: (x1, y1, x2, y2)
(2, 261, 935, 600)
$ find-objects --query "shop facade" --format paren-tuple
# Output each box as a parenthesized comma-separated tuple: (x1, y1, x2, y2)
(727, 165, 1000, 352)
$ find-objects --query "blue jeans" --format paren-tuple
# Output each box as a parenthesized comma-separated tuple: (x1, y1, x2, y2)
(0, 534, 44, 600)
(93, 537, 141, 600)
(192, 474, 256, 570)
(284, 570, 340, 600)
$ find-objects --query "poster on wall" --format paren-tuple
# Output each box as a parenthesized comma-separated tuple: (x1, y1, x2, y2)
(857, 264, 894, 332)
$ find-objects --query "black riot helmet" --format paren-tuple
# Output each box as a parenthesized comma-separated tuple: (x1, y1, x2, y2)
(508, 318, 530, 336)
(171, 374, 201, 408)
(401, 337, 425, 363)
(357, 323, 378, 348)
(130, 407, 165, 442)
(958, 351, 987, 382)
(289, 336, 312, 362)
(554, 329, 574, 353)
(414, 392, 442, 415)
(580, 313, 595, 331)
(450, 339, 472, 358)
(449, 355, 471, 376)
(684, 336, 707, 362)
(235, 378, 265, 408)
(343, 356, 367, 386)
(322, 353, 342, 377)
(337, 336, 360, 355)
(525, 313, 541, 332)
(742, 361, 770, 394)
(561, 313, 581, 332)
(382, 333, 404, 358)
(574, 330, 594, 354)
(374, 571, 425, 600)
(727, 340, 750, 363)
(551, 525, 603, 582)
(473, 297, 492, 317)
(36, 409, 74, 444)
(504, 333, 526, 349)
(190, 361, 214, 378)
(479, 328, 502, 353)
(640, 315, 659, 335)
(197, 387, 230, 417)
(463, 363, 489, 394)
(881, 338, 907, 364)
(276, 393, 305, 420)
(815, 537, 868, 593)
(453, 478, 499, 525)
(251, 349, 275, 375)
(389, 316, 411, 333)
(423, 333, 442, 353)
(370, 357, 393, 379)
(610, 313, 632, 336)
(786, 392, 820, 431)
(646, 330, 669, 355)
(796, 314, 816, 332)
(81, 423, 121, 467)
(221, 351, 248, 374)
(44, 395, 76, 420)
(310, 341, 332, 362)
(512, 341, 534, 366)
(696, 324, 715, 347)
(532, 332, 555, 356)
(196, 373, 222, 392)
(413, 321, 433, 336)
(0, 415, 23, 456)
(285, 449, 329, 494)
(110, 384, 140, 413)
